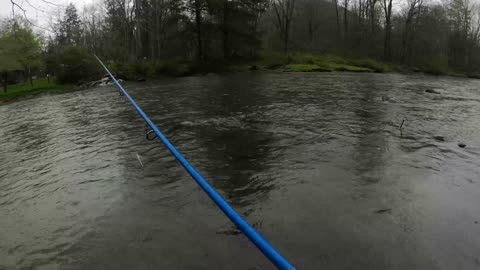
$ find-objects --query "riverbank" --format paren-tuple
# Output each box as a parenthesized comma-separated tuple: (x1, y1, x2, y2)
(0, 78, 71, 103)
(2, 53, 478, 104)
(107, 53, 393, 78)
(110, 52, 478, 78)
(258, 53, 392, 73)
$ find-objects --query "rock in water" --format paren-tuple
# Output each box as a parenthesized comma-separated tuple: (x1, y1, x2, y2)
(458, 143, 466, 148)
(374, 208, 392, 214)
(434, 136, 445, 142)
(425, 89, 441, 94)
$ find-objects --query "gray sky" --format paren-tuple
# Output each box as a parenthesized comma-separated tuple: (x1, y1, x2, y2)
(0, 0, 96, 31)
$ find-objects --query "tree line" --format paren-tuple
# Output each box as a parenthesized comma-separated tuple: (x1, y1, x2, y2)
(2, 0, 480, 86)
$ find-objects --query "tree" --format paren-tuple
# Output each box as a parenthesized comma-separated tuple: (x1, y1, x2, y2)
(0, 35, 22, 92)
(343, 0, 350, 46)
(271, 0, 296, 54)
(56, 46, 101, 83)
(402, 0, 423, 64)
(448, 0, 472, 69)
(185, 0, 204, 61)
(1, 22, 42, 87)
(55, 3, 82, 46)
(382, 0, 393, 60)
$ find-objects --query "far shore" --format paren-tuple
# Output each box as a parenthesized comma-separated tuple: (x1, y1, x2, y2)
(2, 62, 478, 105)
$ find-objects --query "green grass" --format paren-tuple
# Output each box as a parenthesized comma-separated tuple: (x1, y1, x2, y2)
(284, 64, 332, 72)
(260, 52, 390, 73)
(0, 77, 69, 101)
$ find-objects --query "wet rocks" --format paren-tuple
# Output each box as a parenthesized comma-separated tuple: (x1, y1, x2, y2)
(458, 143, 466, 148)
(425, 89, 441, 94)
(374, 208, 392, 214)
(75, 75, 126, 90)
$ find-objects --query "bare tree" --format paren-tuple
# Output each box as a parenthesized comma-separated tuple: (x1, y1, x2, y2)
(193, 0, 203, 61)
(367, 0, 378, 33)
(342, 0, 350, 41)
(333, 0, 340, 35)
(272, 0, 296, 54)
(402, 0, 423, 64)
(382, 0, 393, 60)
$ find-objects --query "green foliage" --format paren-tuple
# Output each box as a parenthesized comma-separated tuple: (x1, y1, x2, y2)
(349, 59, 391, 73)
(105, 60, 194, 78)
(56, 46, 102, 83)
(155, 61, 194, 76)
(0, 77, 67, 101)
(419, 57, 449, 75)
(284, 64, 331, 72)
(0, 23, 41, 72)
(55, 3, 82, 46)
(260, 50, 288, 69)
(0, 37, 22, 72)
(265, 52, 383, 73)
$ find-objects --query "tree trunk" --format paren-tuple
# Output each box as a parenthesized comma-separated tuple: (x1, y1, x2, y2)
(223, 0, 229, 61)
(2, 72, 7, 93)
(402, 15, 412, 64)
(29, 68, 33, 88)
(155, 1, 161, 60)
(343, 0, 349, 40)
(284, 20, 290, 54)
(370, 0, 377, 33)
(384, 18, 392, 60)
(383, 0, 393, 61)
(333, 0, 340, 39)
(194, 0, 203, 61)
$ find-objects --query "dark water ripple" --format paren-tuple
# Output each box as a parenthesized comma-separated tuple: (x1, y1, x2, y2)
(1, 73, 480, 269)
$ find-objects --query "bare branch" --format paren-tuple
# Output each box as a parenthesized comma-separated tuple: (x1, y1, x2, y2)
(40, 0, 65, 7)
(10, 0, 54, 33)
(24, 0, 47, 13)
(10, 0, 26, 16)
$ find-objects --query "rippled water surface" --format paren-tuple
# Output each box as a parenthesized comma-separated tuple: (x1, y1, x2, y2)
(1, 72, 480, 270)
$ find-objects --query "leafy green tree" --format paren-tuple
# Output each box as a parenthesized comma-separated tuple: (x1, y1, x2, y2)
(0, 22, 41, 89)
(55, 3, 82, 46)
(0, 36, 22, 92)
(56, 46, 101, 84)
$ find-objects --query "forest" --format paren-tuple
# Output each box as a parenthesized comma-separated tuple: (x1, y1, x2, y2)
(2, 0, 480, 86)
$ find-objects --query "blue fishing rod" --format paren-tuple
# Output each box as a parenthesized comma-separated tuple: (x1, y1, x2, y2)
(94, 55, 295, 270)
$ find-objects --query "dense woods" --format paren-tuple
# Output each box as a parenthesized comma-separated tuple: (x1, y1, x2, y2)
(3, 0, 480, 85)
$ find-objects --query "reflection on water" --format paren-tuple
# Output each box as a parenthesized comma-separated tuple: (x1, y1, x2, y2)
(1, 72, 480, 270)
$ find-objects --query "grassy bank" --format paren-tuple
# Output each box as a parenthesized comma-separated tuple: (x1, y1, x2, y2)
(258, 52, 392, 73)
(0, 77, 70, 102)
(103, 52, 392, 79)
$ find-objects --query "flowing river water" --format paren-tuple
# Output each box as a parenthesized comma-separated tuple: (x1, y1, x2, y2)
(1, 72, 479, 270)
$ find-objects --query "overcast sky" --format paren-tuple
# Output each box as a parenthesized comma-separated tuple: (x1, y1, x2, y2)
(0, 0, 96, 31)
(0, 0, 474, 33)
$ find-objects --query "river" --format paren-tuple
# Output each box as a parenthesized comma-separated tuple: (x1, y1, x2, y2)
(0, 72, 479, 270)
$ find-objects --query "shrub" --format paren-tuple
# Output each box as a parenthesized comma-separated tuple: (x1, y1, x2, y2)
(420, 58, 448, 75)
(56, 46, 102, 84)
